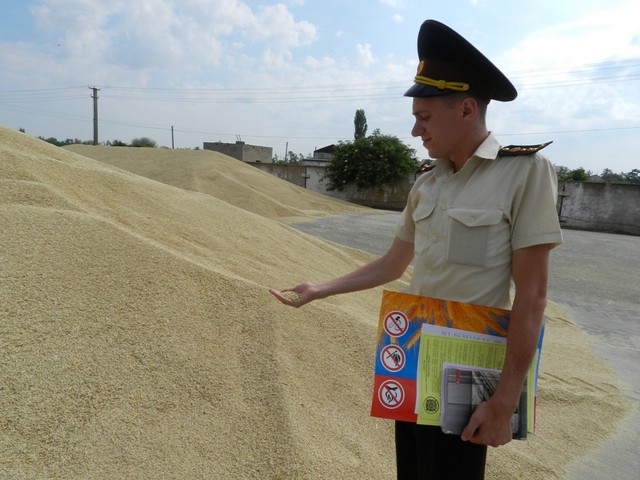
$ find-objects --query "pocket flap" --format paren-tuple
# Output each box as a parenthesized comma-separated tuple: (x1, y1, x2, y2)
(412, 202, 436, 222)
(447, 208, 503, 227)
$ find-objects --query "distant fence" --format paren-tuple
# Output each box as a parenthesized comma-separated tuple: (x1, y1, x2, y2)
(250, 162, 640, 236)
(250, 163, 414, 210)
(557, 181, 640, 236)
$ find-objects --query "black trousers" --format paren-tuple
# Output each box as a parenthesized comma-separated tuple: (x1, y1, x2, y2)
(395, 421, 487, 480)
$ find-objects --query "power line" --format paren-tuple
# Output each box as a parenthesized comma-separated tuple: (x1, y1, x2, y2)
(1, 58, 638, 103)
(1, 58, 638, 143)
(128, 123, 640, 143)
(498, 125, 640, 137)
(4, 96, 638, 141)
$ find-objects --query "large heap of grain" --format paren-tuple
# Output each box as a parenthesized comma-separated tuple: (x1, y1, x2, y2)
(63, 144, 370, 223)
(1, 126, 629, 479)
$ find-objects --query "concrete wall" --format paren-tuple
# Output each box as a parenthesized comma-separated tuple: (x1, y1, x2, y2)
(250, 162, 640, 235)
(558, 181, 640, 235)
(258, 163, 306, 187)
(249, 163, 414, 210)
(204, 141, 273, 163)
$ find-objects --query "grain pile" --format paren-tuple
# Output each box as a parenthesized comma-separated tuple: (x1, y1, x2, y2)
(63, 144, 370, 223)
(0, 126, 629, 479)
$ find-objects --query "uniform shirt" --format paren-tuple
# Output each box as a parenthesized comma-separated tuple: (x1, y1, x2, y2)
(395, 133, 563, 309)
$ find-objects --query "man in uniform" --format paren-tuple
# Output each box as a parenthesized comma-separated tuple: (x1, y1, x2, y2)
(270, 19, 563, 479)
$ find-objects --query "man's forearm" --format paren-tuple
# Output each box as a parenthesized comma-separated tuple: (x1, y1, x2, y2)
(492, 294, 546, 411)
(493, 244, 551, 412)
(318, 238, 414, 298)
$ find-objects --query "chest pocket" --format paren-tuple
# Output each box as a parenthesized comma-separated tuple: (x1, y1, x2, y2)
(446, 208, 504, 266)
(411, 202, 437, 254)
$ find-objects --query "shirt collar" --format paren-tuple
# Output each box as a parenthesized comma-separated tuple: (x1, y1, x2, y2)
(473, 132, 501, 161)
(432, 132, 500, 176)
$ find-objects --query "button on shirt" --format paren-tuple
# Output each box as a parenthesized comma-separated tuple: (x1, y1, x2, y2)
(395, 133, 563, 309)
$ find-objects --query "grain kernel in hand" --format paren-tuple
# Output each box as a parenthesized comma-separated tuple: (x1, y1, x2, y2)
(282, 291, 302, 302)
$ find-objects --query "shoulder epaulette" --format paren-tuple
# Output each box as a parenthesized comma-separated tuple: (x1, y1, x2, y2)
(499, 141, 553, 156)
(416, 160, 436, 173)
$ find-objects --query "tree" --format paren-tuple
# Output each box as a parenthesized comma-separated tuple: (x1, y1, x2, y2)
(285, 151, 305, 164)
(624, 169, 640, 185)
(325, 129, 418, 191)
(38, 137, 83, 147)
(354, 109, 368, 140)
(273, 151, 305, 164)
(130, 137, 157, 148)
(558, 167, 589, 182)
(600, 168, 624, 183)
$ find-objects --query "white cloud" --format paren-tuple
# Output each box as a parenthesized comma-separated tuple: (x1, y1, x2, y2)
(25, 0, 317, 78)
(496, 1, 640, 141)
(3, 0, 636, 172)
(611, 96, 640, 122)
(249, 3, 317, 49)
(262, 48, 293, 70)
(305, 56, 337, 69)
(356, 43, 375, 68)
(30, 0, 116, 59)
(503, 2, 640, 71)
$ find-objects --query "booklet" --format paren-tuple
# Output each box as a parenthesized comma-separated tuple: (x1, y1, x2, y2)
(416, 323, 538, 435)
(370, 290, 543, 437)
(440, 364, 528, 440)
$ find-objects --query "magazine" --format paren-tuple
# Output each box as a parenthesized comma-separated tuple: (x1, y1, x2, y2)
(440, 364, 528, 440)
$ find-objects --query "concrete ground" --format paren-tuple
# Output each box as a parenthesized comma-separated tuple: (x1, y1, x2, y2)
(292, 212, 640, 480)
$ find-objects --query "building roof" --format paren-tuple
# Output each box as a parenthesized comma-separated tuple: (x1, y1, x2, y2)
(314, 144, 335, 154)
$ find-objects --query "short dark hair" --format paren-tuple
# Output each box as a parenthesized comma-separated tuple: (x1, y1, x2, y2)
(441, 92, 488, 122)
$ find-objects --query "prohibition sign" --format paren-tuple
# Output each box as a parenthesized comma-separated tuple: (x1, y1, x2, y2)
(378, 380, 405, 410)
(380, 344, 406, 372)
(383, 311, 408, 337)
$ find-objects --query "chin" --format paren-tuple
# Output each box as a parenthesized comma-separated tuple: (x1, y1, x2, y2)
(424, 145, 438, 157)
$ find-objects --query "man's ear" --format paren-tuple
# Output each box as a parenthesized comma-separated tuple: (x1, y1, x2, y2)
(461, 96, 477, 119)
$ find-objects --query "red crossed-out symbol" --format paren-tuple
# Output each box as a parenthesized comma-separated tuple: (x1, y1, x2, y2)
(383, 311, 408, 337)
(380, 345, 406, 372)
(378, 380, 405, 409)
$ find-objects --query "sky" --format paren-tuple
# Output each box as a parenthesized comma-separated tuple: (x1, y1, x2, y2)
(0, 0, 638, 174)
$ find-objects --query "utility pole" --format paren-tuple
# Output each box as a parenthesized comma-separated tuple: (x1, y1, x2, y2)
(171, 126, 175, 149)
(89, 86, 100, 145)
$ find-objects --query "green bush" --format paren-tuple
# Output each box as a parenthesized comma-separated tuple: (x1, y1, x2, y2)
(130, 137, 157, 148)
(325, 130, 418, 191)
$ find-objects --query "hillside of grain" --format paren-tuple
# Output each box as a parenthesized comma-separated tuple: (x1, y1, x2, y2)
(1, 127, 629, 479)
(63, 144, 371, 223)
